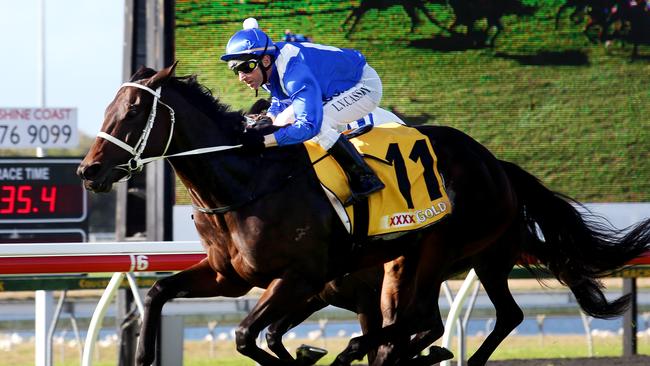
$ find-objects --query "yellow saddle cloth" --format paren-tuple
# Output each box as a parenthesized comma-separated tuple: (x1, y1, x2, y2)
(305, 122, 452, 237)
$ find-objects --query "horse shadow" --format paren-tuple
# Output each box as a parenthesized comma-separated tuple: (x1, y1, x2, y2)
(494, 50, 590, 66)
(389, 106, 435, 126)
(409, 33, 489, 52)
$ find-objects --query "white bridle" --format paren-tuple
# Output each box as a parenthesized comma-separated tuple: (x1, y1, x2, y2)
(96, 82, 243, 181)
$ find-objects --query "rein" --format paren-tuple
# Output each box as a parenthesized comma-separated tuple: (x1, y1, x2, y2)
(96, 82, 243, 182)
(192, 167, 302, 215)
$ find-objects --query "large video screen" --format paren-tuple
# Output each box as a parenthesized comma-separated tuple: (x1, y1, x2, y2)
(174, 0, 649, 203)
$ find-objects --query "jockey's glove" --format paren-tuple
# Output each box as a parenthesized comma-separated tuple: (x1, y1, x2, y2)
(239, 127, 266, 154)
(245, 114, 274, 128)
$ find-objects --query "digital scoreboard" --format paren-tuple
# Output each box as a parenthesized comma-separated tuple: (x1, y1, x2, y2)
(0, 229, 86, 243)
(0, 159, 87, 223)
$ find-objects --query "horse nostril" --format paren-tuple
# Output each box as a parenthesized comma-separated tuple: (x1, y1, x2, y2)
(78, 162, 102, 180)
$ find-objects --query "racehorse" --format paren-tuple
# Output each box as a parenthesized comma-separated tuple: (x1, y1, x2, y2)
(266, 171, 650, 365)
(341, 0, 449, 37)
(448, 0, 537, 47)
(553, 0, 649, 53)
(78, 64, 650, 365)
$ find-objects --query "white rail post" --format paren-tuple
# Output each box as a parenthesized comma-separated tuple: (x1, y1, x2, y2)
(441, 269, 478, 366)
(82, 272, 126, 366)
(35, 290, 54, 366)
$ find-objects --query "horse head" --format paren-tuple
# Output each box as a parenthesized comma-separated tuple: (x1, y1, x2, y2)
(77, 63, 178, 192)
(78, 61, 259, 214)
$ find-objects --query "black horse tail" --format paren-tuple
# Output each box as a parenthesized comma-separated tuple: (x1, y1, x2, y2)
(500, 160, 650, 318)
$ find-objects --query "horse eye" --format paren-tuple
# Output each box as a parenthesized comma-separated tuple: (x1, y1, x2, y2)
(126, 104, 139, 119)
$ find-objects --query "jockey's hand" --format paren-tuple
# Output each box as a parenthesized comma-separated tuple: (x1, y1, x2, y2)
(239, 127, 266, 154)
(245, 114, 274, 128)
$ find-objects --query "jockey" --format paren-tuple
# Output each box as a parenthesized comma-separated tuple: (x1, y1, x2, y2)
(283, 29, 312, 43)
(221, 18, 384, 204)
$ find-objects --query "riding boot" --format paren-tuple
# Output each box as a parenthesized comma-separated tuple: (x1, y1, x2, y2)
(328, 135, 385, 205)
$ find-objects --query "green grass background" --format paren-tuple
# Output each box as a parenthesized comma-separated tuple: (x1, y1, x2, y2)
(174, 0, 649, 204)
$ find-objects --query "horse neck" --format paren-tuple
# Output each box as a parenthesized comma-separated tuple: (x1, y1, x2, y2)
(164, 91, 254, 210)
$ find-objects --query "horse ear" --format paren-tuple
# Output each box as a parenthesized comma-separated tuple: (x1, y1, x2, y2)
(148, 61, 179, 89)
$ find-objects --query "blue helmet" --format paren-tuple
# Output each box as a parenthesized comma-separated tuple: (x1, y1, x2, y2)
(220, 25, 274, 62)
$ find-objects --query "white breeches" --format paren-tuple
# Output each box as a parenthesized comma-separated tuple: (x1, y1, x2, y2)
(274, 64, 383, 150)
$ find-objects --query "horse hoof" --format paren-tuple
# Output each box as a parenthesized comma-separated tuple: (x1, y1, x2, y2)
(428, 345, 454, 361)
(409, 346, 454, 365)
(296, 344, 328, 365)
(135, 356, 153, 366)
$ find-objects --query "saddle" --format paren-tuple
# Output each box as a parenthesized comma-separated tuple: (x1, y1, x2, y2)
(304, 122, 452, 238)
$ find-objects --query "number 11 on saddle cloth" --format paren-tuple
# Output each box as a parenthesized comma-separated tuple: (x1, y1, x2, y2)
(304, 122, 452, 237)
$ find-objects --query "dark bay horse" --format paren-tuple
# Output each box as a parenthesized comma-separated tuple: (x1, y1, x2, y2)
(267, 172, 650, 365)
(78, 64, 650, 366)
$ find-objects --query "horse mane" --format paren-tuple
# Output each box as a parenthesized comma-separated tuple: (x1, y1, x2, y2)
(131, 66, 245, 130)
(169, 75, 240, 121)
(130, 67, 157, 81)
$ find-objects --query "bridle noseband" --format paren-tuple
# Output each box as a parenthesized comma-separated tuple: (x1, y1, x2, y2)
(97, 82, 175, 180)
(96, 81, 243, 182)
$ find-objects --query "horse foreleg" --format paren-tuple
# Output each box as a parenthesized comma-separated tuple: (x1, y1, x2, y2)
(135, 258, 250, 366)
(403, 4, 422, 33)
(341, 12, 353, 28)
(555, 4, 570, 29)
(336, 250, 449, 366)
(235, 272, 322, 366)
(343, 7, 366, 38)
(416, 3, 453, 34)
(331, 257, 413, 366)
(265, 296, 328, 361)
(393, 300, 452, 366)
(375, 243, 452, 365)
(354, 283, 385, 364)
(370, 257, 415, 365)
(357, 310, 383, 364)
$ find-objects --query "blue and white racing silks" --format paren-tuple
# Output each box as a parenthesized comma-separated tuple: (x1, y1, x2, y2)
(262, 42, 367, 146)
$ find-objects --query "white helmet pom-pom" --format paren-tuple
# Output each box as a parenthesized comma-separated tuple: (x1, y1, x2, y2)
(243, 18, 259, 30)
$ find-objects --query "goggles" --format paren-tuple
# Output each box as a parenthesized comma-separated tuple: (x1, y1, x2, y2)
(230, 59, 259, 75)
